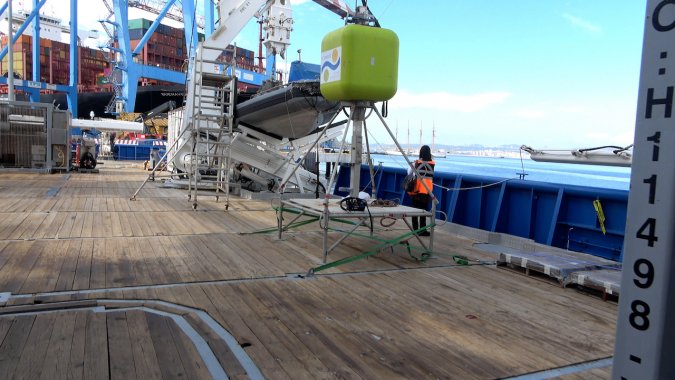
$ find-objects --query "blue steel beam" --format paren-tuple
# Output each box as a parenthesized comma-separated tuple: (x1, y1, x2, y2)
(230, 67, 266, 86)
(29, 0, 40, 102)
(113, 0, 138, 112)
(113, 0, 258, 112)
(137, 65, 184, 83)
(115, 0, 197, 112)
(205, 0, 214, 38)
(0, 2, 7, 17)
(0, 0, 48, 61)
(182, 0, 197, 62)
(0, 77, 71, 92)
(266, 53, 276, 79)
(131, 0, 177, 56)
(67, 0, 78, 117)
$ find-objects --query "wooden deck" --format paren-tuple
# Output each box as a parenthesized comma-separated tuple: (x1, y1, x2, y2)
(0, 162, 618, 379)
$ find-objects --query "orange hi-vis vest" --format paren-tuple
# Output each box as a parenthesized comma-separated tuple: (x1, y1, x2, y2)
(410, 159, 435, 195)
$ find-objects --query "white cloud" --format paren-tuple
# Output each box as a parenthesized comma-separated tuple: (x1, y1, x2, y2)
(514, 103, 586, 119)
(562, 13, 602, 33)
(390, 90, 510, 113)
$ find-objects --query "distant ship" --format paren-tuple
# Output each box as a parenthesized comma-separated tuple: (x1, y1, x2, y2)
(39, 84, 187, 118)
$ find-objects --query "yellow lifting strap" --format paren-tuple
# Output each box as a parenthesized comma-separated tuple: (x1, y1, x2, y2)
(593, 199, 607, 235)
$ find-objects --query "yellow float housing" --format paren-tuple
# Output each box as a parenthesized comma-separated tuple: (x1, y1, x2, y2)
(320, 24, 399, 101)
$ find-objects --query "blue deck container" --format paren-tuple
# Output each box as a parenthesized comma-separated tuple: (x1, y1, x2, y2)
(114, 139, 166, 161)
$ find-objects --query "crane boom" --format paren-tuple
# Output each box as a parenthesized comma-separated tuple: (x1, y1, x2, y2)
(312, 0, 354, 18)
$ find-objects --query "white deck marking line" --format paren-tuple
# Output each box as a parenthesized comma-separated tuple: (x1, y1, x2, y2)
(104, 300, 265, 380)
(0, 300, 265, 380)
(105, 306, 230, 380)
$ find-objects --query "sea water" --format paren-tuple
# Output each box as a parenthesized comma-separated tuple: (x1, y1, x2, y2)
(368, 154, 631, 191)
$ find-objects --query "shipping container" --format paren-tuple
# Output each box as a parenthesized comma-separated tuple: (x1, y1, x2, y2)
(129, 28, 146, 40)
(128, 18, 152, 30)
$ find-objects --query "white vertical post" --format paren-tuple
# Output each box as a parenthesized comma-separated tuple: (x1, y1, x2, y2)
(349, 105, 365, 198)
(613, 1, 675, 379)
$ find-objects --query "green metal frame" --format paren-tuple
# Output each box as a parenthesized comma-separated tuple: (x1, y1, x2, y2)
(271, 203, 435, 275)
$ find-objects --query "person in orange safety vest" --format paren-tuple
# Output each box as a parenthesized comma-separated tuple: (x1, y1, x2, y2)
(407, 145, 435, 236)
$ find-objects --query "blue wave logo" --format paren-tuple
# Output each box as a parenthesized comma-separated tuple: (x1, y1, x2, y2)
(322, 48, 341, 83)
(321, 57, 341, 72)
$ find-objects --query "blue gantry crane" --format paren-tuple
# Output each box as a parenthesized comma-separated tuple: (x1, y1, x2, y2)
(0, 0, 273, 116)
(0, 0, 80, 116)
(102, 0, 268, 114)
(0, 0, 353, 116)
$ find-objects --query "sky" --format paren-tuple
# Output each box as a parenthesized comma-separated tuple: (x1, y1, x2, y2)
(28, 0, 648, 149)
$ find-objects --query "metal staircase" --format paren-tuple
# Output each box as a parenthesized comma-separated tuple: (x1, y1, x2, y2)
(186, 46, 237, 210)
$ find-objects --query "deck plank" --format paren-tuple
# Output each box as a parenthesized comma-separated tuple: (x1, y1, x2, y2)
(183, 286, 249, 378)
(107, 311, 138, 380)
(0, 167, 623, 379)
(38, 211, 68, 239)
(16, 212, 48, 240)
(3, 240, 47, 294)
(236, 282, 343, 379)
(69, 212, 86, 239)
(297, 274, 461, 379)
(20, 238, 70, 293)
(155, 236, 195, 283)
(0, 317, 14, 345)
(146, 311, 189, 379)
(338, 269, 526, 378)
(39, 311, 78, 380)
(147, 236, 183, 283)
(32, 211, 59, 239)
(244, 281, 363, 379)
(0, 316, 36, 379)
(53, 239, 79, 292)
(0, 212, 29, 240)
(71, 239, 93, 291)
(0, 240, 18, 276)
(200, 284, 287, 378)
(67, 311, 89, 380)
(126, 237, 155, 285)
(109, 212, 123, 238)
(56, 212, 77, 239)
(83, 310, 109, 380)
(166, 312, 214, 379)
(126, 310, 163, 380)
(81, 211, 95, 238)
(90, 239, 107, 289)
(216, 283, 315, 379)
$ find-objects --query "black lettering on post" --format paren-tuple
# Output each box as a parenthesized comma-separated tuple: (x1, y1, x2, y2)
(646, 87, 674, 118)
(644, 174, 657, 204)
(653, 0, 675, 32)
(647, 131, 661, 161)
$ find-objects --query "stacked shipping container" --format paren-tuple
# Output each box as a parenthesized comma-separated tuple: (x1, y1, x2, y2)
(0, 19, 259, 93)
(128, 18, 258, 79)
(0, 34, 110, 92)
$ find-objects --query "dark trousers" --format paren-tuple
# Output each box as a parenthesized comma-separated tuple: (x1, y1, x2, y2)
(411, 194, 431, 231)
